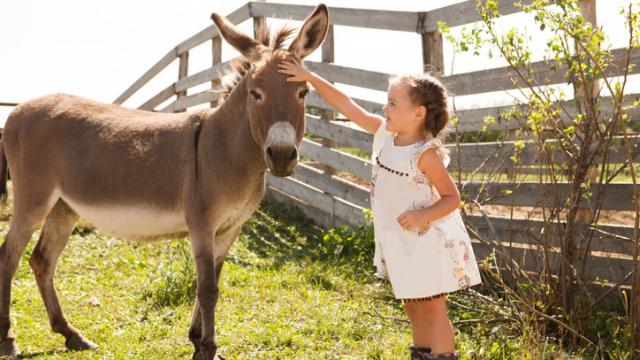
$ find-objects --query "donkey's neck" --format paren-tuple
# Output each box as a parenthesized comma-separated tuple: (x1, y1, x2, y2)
(200, 76, 267, 180)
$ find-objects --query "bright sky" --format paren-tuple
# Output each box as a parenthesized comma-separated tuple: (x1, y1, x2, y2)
(1, 0, 637, 125)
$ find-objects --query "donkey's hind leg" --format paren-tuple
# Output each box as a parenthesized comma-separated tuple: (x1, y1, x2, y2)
(29, 199, 97, 352)
(0, 197, 56, 357)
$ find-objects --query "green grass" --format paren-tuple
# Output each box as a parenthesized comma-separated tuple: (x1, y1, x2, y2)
(2, 201, 633, 359)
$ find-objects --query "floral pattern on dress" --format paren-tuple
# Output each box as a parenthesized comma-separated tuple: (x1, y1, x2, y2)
(442, 213, 480, 289)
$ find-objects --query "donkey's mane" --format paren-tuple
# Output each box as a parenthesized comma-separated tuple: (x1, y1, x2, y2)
(218, 25, 296, 101)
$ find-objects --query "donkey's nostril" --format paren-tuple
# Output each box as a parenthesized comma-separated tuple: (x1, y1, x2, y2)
(289, 148, 298, 161)
(266, 147, 273, 158)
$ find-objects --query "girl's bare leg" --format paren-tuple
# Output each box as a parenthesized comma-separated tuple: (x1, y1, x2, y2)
(404, 296, 455, 354)
(404, 300, 432, 348)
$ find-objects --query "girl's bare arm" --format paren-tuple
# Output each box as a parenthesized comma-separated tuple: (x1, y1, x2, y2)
(278, 60, 383, 135)
(397, 149, 461, 230)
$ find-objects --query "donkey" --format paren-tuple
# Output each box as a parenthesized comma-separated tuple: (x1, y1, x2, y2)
(0, 4, 329, 359)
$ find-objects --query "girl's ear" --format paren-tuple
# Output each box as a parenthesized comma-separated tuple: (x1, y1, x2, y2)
(416, 105, 427, 121)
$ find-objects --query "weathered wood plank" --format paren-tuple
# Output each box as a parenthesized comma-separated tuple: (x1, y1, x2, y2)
(458, 93, 640, 131)
(447, 136, 640, 172)
(465, 214, 635, 256)
(161, 91, 219, 112)
(307, 91, 384, 116)
(176, 27, 218, 56)
(445, 47, 640, 96)
(305, 61, 391, 92)
(175, 61, 230, 93)
(211, 36, 223, 108)
(114, 49, 177, 105)
(139, 84, 176, 111)
(305, 115, 372, 151)
(300, 138, 372, 181)
(266, 173, 366, 226)
(318, 23, 338, 178)
(265, 188, 337, 229)
(176, 52, 190, 111)
(472, 240, 633, 286)
(422, 30, 444, 74)
(249, 2, 419, 32)
(463, 181, 637, 211)
(420, 0, 531, 33)
(291, 163, 370, 208)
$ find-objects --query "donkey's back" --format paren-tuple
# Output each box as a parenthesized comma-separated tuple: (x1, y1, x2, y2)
(2, 93, 204, 240)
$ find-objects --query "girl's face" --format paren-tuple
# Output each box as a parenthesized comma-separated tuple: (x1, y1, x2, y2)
(382, 83, 425, 134)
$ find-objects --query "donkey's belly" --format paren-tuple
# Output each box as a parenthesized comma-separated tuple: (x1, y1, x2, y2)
(63, 196, 188, 240)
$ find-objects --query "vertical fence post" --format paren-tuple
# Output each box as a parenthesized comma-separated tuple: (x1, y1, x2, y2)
(420, 18, 444, 76)
(176, 51, 189, 112)
(253, 12, 266, 39)
(320, 24, 337, 215)
(211, 36, 222, 108)
(319, 23, 337, 225)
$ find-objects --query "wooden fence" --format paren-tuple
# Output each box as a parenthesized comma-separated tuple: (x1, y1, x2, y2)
(113, 1, 639, 290)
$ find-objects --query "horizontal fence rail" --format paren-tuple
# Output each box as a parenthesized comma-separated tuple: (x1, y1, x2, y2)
(249, 0, 530, 33)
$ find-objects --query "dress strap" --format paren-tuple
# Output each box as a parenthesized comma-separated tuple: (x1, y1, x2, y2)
(371, 123, 393, 163)
(408, 137, 451, 185)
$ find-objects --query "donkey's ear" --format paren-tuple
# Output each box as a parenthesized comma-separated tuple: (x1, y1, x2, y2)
(288, 4, 329, 60)
(211, 13, 266, 61)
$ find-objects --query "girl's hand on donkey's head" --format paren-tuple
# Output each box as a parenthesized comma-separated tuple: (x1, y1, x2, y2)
(277, 60, 311, 82)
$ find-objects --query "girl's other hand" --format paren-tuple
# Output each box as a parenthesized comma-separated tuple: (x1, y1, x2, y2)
(397, 210, 425, 231)
(277, 60, 312, 82)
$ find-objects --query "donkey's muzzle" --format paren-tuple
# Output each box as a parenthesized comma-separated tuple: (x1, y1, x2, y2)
(266, 145, 298, 177)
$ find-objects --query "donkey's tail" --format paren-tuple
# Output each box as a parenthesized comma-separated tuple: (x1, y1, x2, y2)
(0, 136, 8, 207)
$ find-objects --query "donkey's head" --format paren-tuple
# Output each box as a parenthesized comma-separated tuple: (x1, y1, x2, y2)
(211, 4, 329, 177)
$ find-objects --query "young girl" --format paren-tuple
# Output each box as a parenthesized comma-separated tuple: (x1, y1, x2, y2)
(278, 60, 482, 359)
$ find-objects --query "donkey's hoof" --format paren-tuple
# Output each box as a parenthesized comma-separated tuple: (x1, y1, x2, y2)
(65, 333, 98, 351)
(0, 338, 20, 358)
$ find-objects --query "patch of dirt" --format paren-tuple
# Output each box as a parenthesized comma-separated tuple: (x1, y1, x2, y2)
(465, 204, 636, 226)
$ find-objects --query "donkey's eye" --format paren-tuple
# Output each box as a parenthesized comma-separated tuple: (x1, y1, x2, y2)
(299, 89, 309, 100)
(250, 90, 262, 101)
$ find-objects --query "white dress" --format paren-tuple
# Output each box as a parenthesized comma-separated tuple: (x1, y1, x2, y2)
(370, 124, 482, 300)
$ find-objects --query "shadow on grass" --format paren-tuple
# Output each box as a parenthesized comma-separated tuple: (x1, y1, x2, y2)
(17, 349, 72, 359)
(235, 199, 376, 279)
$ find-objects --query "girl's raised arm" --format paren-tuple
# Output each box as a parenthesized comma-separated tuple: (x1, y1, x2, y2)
(278, 60, 384, 135)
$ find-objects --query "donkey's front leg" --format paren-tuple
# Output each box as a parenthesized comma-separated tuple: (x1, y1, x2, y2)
(189, 225, 220, 360)
(189, 258, 226, 355)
